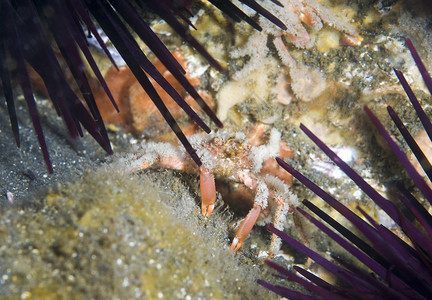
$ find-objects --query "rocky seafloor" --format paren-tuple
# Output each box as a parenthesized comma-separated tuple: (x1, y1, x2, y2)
(1, 0, 432, 299)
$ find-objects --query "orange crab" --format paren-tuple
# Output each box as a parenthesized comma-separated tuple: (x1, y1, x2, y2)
(134, 124, 296, 256)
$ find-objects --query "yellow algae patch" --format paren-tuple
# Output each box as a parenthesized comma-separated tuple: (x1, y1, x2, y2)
(190, 13, 228, 69)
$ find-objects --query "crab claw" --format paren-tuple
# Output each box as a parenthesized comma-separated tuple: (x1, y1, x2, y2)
(230, 204, 262, 251)
(200, 167, 216, 216)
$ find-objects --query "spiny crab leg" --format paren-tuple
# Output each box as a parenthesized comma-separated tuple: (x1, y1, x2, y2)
(230, 204, 262, 252)
(200, 166, 216, 216)
(269, 195, 290, 257)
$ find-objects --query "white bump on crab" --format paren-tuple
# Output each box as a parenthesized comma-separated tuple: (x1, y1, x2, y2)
(186, 132, 212, 161)
(256, 174, 299, 227)
(264, 174, 290, 200)
(197, 147, 216, 170)
(259, 175, 299, 256)
(187, 131, 209, 148)
(248, 128, 282, 173)
(189, 132, 220, 170)
(254, 180, 270, 211)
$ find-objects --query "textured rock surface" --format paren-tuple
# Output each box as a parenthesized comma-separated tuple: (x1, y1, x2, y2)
(0, 163, 281, 299)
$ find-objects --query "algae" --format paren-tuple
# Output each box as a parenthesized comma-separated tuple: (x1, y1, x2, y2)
(0, 158, 285, 299)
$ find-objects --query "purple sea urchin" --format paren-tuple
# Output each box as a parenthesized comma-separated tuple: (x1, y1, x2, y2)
(0, 0, 285, 172)
(259, 39, 432, 299)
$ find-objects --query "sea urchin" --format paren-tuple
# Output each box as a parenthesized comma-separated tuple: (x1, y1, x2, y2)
(0, 0, 286, 172)
(260, 38, 432, 299)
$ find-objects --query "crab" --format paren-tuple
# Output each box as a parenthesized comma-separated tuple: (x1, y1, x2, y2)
(132, 124, 297, 256)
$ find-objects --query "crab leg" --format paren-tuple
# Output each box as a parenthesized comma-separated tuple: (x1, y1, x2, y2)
(230, 204, 262, 251)
(230, 181, 269, 251)
(200, 166, 216, 216)
(269, 195, 290, 257)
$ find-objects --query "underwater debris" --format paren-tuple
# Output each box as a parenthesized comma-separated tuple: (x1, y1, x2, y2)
(260, 39, 432, 299)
